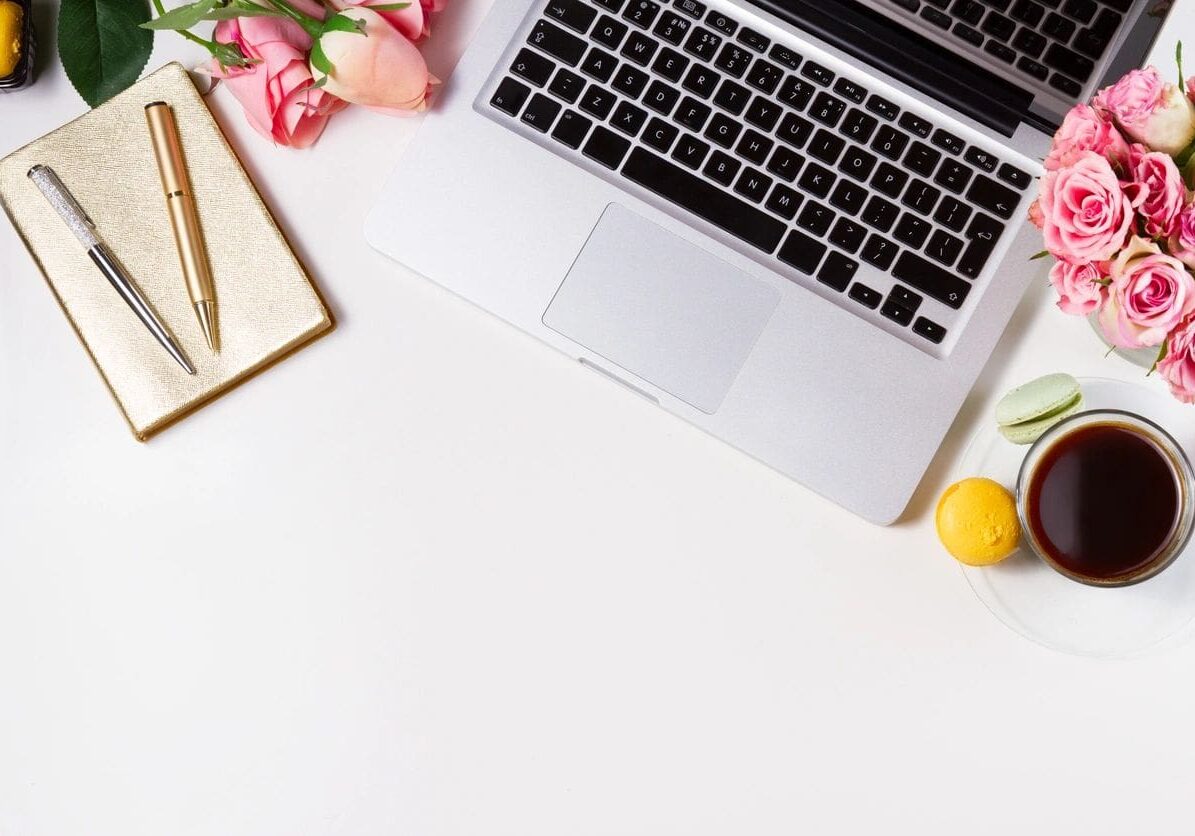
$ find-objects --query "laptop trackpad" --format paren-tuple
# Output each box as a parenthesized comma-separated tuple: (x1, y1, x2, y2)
(543, 204, 781, 414)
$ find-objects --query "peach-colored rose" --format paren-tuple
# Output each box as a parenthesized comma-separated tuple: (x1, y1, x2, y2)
(208, 8, 346, 147)
(312, 8, 437, 114)
(1045, 104, 1130, 172)
(1095, 67, 1195, 157)
(1028, 198, 1044, 230)
(1170, 201, 1195, 270)
(1100, 236, 1195, 348)
(328, 0, 444, 41)
(1049, 259, 1107, 316)
(1131, 147, 1188, 238)
(1157, 317, 1195, 404)
(1039, 151, 1134, 263)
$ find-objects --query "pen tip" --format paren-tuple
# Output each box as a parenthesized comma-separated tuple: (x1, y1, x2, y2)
(195, 301, 219, 353)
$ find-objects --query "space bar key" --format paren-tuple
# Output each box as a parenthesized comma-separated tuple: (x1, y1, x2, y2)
(621, 148, 786, 253)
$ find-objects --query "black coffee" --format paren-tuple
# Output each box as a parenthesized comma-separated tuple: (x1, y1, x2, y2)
(1026, 423, 1182, 582)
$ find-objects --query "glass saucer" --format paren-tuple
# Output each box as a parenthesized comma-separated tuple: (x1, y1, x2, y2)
(955, 377, 1195, 658)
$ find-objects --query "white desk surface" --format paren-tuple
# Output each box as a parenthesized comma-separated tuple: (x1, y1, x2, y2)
(3, 4, 1193, 834)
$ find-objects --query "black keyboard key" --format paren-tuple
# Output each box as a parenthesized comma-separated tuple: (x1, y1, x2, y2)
(623, 0, 662, 28)
(809, 92, 847, 127)
(529, 20, 588, 65)
(611, 100, 649, 135)
(829, 217, 867, 253)
(712, 79, 751, 114)
(550, 109, 593, 147)
(964, 146, 999, 172)
(931, 128, 964, 155)
(734, 167, 773, 202)
(933, 195, 972, 232)
(778, 76, 816, 111)
(809, 129, 846, 164)
(904, 141, 941, 176)
(580, 47, 618, 81)
(1061, 0, 1095, 22)
(840, 109, 879, 144)
(612, 63, 650, 97)
(801, 61, 834, 86)
(653, 11, 692, 44)
(832, 79, 867, 105)
(1050, 73, 1082, 97)
(849, 282, 883, 308)
(765, 183, 802, 219)
(985, 40, 1017, 63)
(580, 84, 617, 118)
(737, 27, 769, 51)
(957, 212, 1003, 278)
(1091, 7, 1122, 37)
(777, 112, 814, 148)
(922, 7, 951, 28)
(652, 47, 690, 81)
(545, 0, 598, 32)
(893, 250, 971, 307)
(705, 8, 738, 35)
(622, 147, 787, 250)
(934, 159, 972, 193)
(671, 132, 711, 167)
(674, 0, 705, 19)
(797, 200, 835, 235)
(675, 96, 711, 130)
(745, 60, 784, 94)
(887, 284, 922, 316)
(926, 228, 964, 266)
(512, 48, 556, 86)
(682, 63, 721, 98)
(898, 112, 933, 138)
(866, 95, 899, 121)
(860, 233, 898, 269)
(736, 129, 774, 164)
(491, 77, 531, 115)
(745, 96, 782, 131)
(839, 146, 877, 182)
(1016, 56, 1049, 81)
(714, 43, 752, 77)
(953, 0, 985, 23)
(521, 92, 562, 130)
(894, 213, 931, 247)
(778, 229, 827, 274)
(704, 149, 741, 185)
(644, 80, 681, 113)
(798, 163, 836, 199)
(982, 10, 1017, 40)
(622, 31, 660, 64)
(967, 173, 1019, 218)
(1042, 11, 1074, 41)
(817, 251, 858, 291)
(881, 298, 915, 326)
(704, 112, 742, 147)
(1010, 0, 1044, 25)
(548, 68, 586, 102)
(953, 22, 984, 47)
(643, 116, 679, 151)
(1013, 28, 1047, 58)
(861, 195, 900, 232)
(766, 144, 803, 181)
(683, 26, 722, 59)
(830, 179, 868, 215)
(583, 125, 632, 167)
(872, 162, 908, 198)
(769, 44, 803, 70)
(871, 125, 909, 161)
(592, 14, 629, 48)
(1043, 42, 1093, 81)
(594, 0, 625, 11)
(913, 317, 947, 344)
(998, 162, 1031, 190)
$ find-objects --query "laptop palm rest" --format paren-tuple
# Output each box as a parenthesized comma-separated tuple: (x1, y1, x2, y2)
(543, 204, 781, 414)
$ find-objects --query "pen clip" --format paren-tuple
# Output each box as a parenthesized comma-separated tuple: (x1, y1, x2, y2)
(27, 164, 95, 229)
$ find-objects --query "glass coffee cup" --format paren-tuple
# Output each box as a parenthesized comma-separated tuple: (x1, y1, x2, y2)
(1016, 410, 1195, 587)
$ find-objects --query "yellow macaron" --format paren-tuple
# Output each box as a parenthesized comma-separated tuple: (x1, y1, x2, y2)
(935, 477, 1020, 566)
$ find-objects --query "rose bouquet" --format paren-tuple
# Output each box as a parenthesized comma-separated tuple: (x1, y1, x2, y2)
(141, 0, 445, 147)
(1033, 50, 1195, 403)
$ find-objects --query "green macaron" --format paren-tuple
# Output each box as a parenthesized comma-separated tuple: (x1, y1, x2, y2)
(996, 373, 1084, 445)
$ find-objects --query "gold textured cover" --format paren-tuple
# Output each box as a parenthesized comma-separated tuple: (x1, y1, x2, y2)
(0, 62, 334, 440)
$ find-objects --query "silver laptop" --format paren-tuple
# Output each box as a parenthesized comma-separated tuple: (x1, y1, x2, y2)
(366, 0, 1170, 523)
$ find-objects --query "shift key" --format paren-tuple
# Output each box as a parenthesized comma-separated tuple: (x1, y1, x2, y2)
(892, 251, 971, 309)
(528, 19, 588, 65)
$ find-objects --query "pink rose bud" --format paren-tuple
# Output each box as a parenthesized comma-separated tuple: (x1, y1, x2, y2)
(1049, 259, 1107, 316)
(1100, 235, 1195, 348)
(1158, 317, 1195, 404)
(1171, 201, 1195, 271)
(1044, 103, 1130, 172)
(1095, 67, 1195, 158)
(1131, 146, 1187, 238)
(1038, 151, 1134, 264)
(312, 8, 437, 114)
(208, 15, 346, 148)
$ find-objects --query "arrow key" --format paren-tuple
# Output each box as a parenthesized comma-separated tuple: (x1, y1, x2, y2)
(966, 173, 1019, 219)
(511, 48, 556, 86)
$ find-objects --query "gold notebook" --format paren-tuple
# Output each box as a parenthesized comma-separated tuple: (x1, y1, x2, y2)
(0, 62, 334, 440)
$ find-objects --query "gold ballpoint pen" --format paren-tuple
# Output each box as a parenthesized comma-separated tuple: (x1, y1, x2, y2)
(145, 101, 219, 352)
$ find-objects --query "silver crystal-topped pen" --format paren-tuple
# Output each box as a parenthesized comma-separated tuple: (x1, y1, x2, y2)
(27, 164, 195, 375)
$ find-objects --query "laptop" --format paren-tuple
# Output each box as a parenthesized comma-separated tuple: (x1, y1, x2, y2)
(365, 0, 1171, 523)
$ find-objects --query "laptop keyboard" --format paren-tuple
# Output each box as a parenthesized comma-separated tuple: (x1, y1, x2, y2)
(884, 0, 1131, 98)
(483, 0, 1034, 350)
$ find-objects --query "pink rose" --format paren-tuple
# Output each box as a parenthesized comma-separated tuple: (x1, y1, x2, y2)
(1131, 147, 1187, 238)
(1100, 236, 1195, 348)
(312, 8, 437, 114)
(209, 9, 346, 148)
(1028, 197, 1044, 230)
(1049, 259, 1107, 316)
(1095, 67, 1195, 157)
(1044, 104, 1130, 172)
(329, 0, 444, 41)
(1157, 317, 1195, 404)
(1039, 151, 1134, 263)
(1170, 201, 1195, 270)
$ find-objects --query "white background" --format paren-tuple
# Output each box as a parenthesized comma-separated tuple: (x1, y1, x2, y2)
(3, 3, 1194, 834)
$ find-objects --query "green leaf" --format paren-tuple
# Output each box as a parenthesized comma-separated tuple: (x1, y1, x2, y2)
(1149, 340, 1168, 376)
(203, 4, 286, 18)
(1029, 249, 1050, 260)
(321, 12, 367, 34)
(59, 0, 155, 107)
(310, 39, 334, 76)
(1178, 41, 1185, 89)
(139, 0, 216, 29)
(366, 2, 411, 9)
(209, 41, 259, 68)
